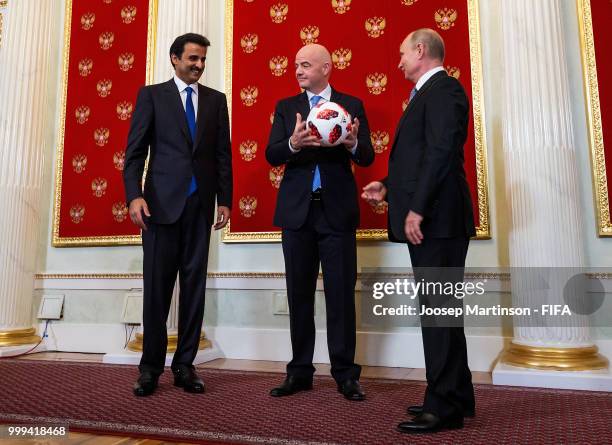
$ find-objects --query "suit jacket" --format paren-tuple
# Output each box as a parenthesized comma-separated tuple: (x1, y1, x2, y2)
(266, 89, 375, 232)
(383, 71, 475, 242)
(123, 79, 232, 225)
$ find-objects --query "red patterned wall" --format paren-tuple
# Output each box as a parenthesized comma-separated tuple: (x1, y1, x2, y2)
(228, 0, 484, 238)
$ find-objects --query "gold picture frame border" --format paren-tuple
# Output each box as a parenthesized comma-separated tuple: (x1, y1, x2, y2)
(577, 0, 612, 237)
(222, 0, 491, 243)
(51, 0, 159, 247)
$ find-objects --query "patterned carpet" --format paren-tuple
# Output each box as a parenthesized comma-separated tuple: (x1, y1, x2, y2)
(0, 359, 610, 444)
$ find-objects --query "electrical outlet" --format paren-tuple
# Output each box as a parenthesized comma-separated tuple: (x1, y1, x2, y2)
(273, 292, 289, 315)
(122, 291, 143, 324)
(37, 295, 64, 320)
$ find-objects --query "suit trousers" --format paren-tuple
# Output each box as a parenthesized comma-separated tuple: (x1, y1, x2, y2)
(139, 193, 211, 375)
(281, 199, 361, 383)
(408, 237, 475, 420)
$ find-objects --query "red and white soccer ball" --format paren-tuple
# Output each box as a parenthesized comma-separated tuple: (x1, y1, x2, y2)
(306, 101, 352, 147)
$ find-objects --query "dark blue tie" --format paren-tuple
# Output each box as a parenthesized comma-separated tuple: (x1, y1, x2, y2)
(310, 95, 322, 191)
(409, 87, 418, 103)
(185, 86, 197, 196)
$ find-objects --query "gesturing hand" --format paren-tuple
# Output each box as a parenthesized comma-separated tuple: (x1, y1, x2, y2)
(290, 113, 321, 150)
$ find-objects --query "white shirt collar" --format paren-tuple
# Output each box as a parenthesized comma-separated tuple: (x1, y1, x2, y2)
(306, 84, 332, 102)
(173, 74, 199, 94)
(415, 66, 446, 91)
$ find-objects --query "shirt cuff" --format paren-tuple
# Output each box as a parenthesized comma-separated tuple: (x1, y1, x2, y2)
(288, 139, 300, 153)
(350, 141, 358, 155)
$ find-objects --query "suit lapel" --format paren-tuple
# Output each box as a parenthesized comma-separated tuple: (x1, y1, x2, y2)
(296, 91, 310, 122)
(164, 79, 192, 147)
(390, 71, 447, 154)
(194, 84, 210, 152)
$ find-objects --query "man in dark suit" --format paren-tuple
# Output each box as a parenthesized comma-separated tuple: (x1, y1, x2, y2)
(266, 44, 374, 401)
(123, 33, 232, 397)
(363, 29, 475, 432)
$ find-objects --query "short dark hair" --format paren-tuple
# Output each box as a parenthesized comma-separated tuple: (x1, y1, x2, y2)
(169, 33, 211, 68)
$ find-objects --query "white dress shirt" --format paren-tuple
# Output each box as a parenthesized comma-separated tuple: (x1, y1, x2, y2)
(415, 65, 446, 91)
(173, 75, 199, 119)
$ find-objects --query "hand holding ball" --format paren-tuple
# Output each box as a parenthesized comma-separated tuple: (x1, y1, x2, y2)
(306, 101, 352, 147)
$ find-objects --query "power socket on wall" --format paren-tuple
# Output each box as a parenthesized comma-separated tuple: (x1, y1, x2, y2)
(273, 292, 289, 315)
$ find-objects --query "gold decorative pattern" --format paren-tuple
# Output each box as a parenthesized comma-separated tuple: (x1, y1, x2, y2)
(269, 166, 284, 188)
(239, 196, 258, 217)
(96, 79, 112, 97)
(52, 0, 158, 247)
(269, 3, 288, 23)
(120, 6, 137, 24)
(240, 33, 258, 53)
(116, 101, 133, 120)
(98, 31, 115, 50)
(501, 343, 608, 371)
(577, 0, 612, 236)
(435, 8, 458, 30)
(75, 105, 90, 124)
(240, 86, 258, 106)
(446, 66, 461, 79)
(239, 140, 258, 161)
(332, 48, 352, 70)
(93, 127, 110, 146)
(91, 177, 108, 197)
(0, 328, 41, 347)
(467, 0, 491, 239)
(300, 25, 320, 45)
(222, 0, 490, 242)
(118, 52, 135, 71)
(366, 72, 387, 95)
(269, 56, 288, 76)
(78, 58, 93, 76)
(365, 17, 386, 38)
(72, 154, 87, 173)
(0, 13, 3, 50)
(371, 130, 390, 154)
(112, 202, 129, 222)
(331, 0, 351, 14)
(113, 151, 125, 171)
(80, 13, 95, 30)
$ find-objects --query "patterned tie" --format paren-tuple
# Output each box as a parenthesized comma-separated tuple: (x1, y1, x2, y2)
(409, 86, 418, 103)
(185, 86, 197, 196)
(310, 95, 323, 192)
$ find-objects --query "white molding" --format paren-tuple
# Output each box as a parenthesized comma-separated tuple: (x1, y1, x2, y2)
(103, 341, 223, 366)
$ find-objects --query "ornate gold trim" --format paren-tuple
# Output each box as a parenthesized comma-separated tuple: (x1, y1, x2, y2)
(127, 332, 211, 352)
(0, 1, 7, 7)
(501, 342, 609, 371)
(0, 328, 41, 347)
(34, 271, 520, 280)
(51, 0, 159, 247)
(222, 0, 491, 242)
(577, 0, 612, 237)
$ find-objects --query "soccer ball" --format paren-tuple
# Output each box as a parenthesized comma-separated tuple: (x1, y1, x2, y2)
(306, 101, 352, 147)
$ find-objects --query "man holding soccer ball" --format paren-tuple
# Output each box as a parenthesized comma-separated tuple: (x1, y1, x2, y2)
(266, 44, 375, 401)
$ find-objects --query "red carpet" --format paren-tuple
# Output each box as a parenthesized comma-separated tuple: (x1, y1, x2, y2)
(0, 359, 610, 444)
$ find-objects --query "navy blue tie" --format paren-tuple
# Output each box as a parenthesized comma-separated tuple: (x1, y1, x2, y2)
(409, 87, 418, 103)
(310, 95, 322, 191)
(185, 86, 197, 196)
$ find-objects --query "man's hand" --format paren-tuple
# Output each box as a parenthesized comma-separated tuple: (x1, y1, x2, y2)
(343, 117, 359, 150)
(129, 197, 150, 231)
(290, 113, 321, 150)
(214, 206, 231, 230)
(361, 181, 387, 205)
(404, 210, 424, 245)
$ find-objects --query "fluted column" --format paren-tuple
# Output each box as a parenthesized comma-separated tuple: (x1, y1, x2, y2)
(499, 0, 607, 370)
(127, 0, 211, 353)
(0, 0, 54, 348)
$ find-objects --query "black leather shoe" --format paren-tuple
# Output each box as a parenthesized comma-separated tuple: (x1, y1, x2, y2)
(397, 412, 463, 434)
(172, 365, 205, 393)
(337, 379, 365, 401)
(133, 371, 159, 397)
(407, 405, 475, 418)
(269, 376, 313, 397)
